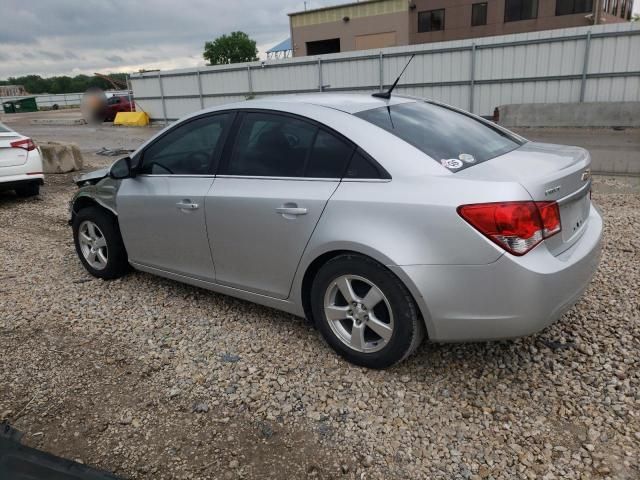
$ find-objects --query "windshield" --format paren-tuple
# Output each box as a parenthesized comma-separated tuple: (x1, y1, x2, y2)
(0, 122, 13, 133)
(355, 101, 524, 172)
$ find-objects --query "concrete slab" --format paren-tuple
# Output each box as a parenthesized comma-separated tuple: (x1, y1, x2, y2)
(39, 142, 84, 173)
(31, 118, 87, 126)
(499, 102, 640, 128)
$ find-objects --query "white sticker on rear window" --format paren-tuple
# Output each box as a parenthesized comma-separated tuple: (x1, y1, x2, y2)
(459, 153, 475, 163)
(441, 158, 463, 169)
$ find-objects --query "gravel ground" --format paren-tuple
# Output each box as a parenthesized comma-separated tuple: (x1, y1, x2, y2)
(1, 124, 639, 479)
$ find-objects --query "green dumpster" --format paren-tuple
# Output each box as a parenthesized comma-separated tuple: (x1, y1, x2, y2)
(2, 102, 16, 113)
(2, 96, 38, 114)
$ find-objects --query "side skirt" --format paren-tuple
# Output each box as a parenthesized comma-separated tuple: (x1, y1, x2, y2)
(129, 261, 304, 317)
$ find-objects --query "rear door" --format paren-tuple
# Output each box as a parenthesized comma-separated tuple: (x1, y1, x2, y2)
(205, 111, 354, 299)
(117, 113, 233, 280)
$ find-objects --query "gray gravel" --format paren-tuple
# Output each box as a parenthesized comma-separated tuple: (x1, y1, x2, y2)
(0, 134, 639, 478)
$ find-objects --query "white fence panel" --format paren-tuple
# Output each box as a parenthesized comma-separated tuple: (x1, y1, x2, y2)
(162, 74, 199, 97)
(323, 57, 378, 90)
(252, 63, 318, 93)
(130, 22, 640, 122)
(134, 99, 163, 120)
(201, 69, 249, 95)
(165, 97, 202, 118)
(133, 76, 162, 98)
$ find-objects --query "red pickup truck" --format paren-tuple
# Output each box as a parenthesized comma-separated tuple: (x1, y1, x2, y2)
(104, 95, 135, 121)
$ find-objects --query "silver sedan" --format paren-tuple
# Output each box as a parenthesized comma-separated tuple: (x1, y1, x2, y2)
(70, 94, 602, 369)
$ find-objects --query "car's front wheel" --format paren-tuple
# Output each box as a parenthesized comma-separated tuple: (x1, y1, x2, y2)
(72, 206, 129, 279)
(311, 254, 424, 369)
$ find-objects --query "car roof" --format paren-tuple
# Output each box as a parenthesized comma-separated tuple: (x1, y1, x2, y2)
(196, 93, 417, 117)
(260, 93, 417, 114)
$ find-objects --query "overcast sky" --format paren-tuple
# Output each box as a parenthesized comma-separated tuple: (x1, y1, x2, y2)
(0, 0, 338, 79)
(1, 0, 639, 79)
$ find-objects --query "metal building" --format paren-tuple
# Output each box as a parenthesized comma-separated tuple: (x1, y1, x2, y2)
(288, 0, 634, 56)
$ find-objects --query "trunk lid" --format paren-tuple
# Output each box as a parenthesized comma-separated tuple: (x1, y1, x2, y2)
(459, 141, 593, 256)
(0, 132, 29, 168)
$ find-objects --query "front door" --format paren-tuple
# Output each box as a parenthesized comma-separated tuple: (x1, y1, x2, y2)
(118, 113, 232, 280)
(206, 111, 355, 299)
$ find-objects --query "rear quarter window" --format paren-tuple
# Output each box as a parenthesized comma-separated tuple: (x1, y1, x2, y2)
(355, 102, 523, 172)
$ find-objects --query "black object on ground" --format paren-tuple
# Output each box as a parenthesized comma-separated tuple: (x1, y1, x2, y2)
(0, 423, 122, 480)
(95, 147, 134, 157)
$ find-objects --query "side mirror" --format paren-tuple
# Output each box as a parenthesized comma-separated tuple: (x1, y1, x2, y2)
(109, 156, 133, 179)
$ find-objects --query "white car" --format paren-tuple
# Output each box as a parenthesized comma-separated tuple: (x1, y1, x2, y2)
(0, 122, 43, 196)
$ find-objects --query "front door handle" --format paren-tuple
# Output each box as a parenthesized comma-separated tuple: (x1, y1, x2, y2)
(176, 200, 199, 210)
(276, 206, 308, 216)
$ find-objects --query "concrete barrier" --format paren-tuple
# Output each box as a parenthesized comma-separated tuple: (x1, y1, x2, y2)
(498, 102, 640, 128)
(39, 142, 84, 173)
(113, 112, 149, 126)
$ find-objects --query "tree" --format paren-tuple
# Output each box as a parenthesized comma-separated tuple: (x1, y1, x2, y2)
(203, 31, 258, 65)
(0, 73, 129, 94)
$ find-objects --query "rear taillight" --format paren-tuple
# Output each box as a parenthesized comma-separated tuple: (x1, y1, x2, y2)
(10, 138, 37, 151)
(458, 201, 561, 256)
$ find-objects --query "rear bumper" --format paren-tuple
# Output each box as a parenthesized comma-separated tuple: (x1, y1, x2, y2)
(392, 204, 603, 342)
(0, 174, 44, 191)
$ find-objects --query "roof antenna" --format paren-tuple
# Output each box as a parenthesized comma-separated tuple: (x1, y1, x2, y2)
(372, 54, 415, 100)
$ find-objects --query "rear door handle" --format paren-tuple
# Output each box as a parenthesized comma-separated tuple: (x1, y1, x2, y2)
(176, 200, 199, 210)
(276, 206, 308, 216)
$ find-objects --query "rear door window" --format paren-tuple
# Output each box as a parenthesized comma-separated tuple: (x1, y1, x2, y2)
(224, 112, 317, 177)
(355, 102, 523, 172)
(306, 129, 353, 178)
(345, 150, 384, 179)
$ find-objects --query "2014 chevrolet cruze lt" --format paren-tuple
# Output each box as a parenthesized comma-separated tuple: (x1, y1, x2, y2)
(70, 94, 602, 369)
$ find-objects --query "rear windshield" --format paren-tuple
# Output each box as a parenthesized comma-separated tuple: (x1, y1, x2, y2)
(0, 123, 12, 133)
(355, 102, 523, 172)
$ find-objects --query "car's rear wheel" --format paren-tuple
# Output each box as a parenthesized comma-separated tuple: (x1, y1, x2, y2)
(15, 182, 40, 197)
(311, 254, 424, 369)
(72, 206, 129, 279)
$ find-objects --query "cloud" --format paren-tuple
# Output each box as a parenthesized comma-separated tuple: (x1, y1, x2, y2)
(37, 50, 65, 61)
(0, 0, 339, 79)
(106, 55, 124, 63)
(3, 0, 639, 80)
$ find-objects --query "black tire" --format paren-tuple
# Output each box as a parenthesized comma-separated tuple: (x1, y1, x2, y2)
(15, 182, 40, 197)
(72, 206, 129, 279)
(310, 253, 425, 369)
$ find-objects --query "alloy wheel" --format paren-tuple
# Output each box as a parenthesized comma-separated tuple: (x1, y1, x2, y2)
(323, 274, 394, 353)
(78, 220, 108, 270)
